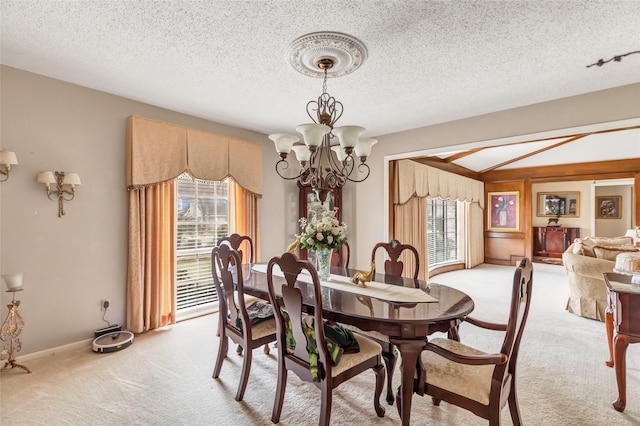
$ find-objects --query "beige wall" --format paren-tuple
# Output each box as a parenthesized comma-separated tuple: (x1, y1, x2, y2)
(0, 65, 284, 354)
(2, 64, 640, 356)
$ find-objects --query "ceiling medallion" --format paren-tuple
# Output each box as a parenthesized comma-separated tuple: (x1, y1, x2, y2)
(269, 32, 375, 203)
(287, 31, 368, 78)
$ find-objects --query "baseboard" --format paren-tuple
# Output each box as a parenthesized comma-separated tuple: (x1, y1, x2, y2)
(16, 338, 94, 363)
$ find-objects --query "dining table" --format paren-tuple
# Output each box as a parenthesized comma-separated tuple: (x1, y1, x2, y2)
(240, 263, 475, 425)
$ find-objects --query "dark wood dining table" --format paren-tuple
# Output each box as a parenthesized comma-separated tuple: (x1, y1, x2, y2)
(240, 263, 475, 425)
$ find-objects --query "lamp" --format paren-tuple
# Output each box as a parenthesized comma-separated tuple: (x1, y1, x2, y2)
(269, 32, 375, 203)
(0, 272, 30, 373)
(37, 171, 81, 217)
(0, 151, 19, 182)
(625, 227, 640, 247)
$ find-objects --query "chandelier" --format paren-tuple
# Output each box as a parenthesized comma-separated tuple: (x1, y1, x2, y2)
(268, 32, 376, 203)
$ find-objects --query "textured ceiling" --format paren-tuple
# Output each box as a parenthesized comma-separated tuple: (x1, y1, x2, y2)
(1, 0, 639, 140)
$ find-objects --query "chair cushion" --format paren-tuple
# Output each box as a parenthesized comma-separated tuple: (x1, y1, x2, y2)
(251, 317, 276, 340)
(331, 333, 382, 377)
(420, 337, 508, 405)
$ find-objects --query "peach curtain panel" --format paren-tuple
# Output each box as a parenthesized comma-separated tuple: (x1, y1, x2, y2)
(229, 180, 261, 262)
(391, 159, 485, 276)
(393, 197, 428, 280)
(127, 182, 176, 333)
(126, 116, 263, 333)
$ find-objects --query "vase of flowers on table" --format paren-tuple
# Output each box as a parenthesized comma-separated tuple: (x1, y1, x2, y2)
(298, 209, 348, 280)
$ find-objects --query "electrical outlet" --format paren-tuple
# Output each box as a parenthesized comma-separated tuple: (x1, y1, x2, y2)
(102, 299, 110, 310)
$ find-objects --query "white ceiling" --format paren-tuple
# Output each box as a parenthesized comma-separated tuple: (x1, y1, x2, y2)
(2, 0, 639, 141)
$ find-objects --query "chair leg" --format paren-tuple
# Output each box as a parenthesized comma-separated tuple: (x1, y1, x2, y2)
(319, 384, 332, 426)
(508, 385, 523, 426)
(382, 343, 397, 405)
(372, 364, 386, 417)
(271, 360, 288, 424)
(263, 343, 270, 354)
(236, 344, 243, 355)
(431, 397, 441, 406)
(212, 335, 228, 379)
(235, 346, 252, 401)
(395, 385, 402, 417)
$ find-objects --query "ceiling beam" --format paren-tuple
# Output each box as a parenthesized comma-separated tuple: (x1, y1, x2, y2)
(481, 158, 640, 183)
(411, 157, 481, 180)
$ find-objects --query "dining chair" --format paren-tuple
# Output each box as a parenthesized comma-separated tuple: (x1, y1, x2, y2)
(211, 244, 277, 402)
(266, 252, 386, 425)
(402, 257, 533, 425)
(217, 233, 254, 265)
(215, 234, 258, 347)
(363, 239, 420, 404)
(331, 241, 350, 269)
(371, 239, 420, 279)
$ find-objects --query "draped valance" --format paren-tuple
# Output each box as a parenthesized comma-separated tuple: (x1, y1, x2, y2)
(127, 116, 263, 195)
(393, 159, 484, 208)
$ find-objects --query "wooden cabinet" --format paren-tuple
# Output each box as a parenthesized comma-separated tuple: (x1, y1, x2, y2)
(533, 226, 579, 260)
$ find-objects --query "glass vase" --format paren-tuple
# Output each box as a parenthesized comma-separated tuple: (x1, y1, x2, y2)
(316, 248, 333, 280)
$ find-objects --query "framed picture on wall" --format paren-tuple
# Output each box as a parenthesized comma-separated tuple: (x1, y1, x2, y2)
(487, 191, 520, 231)
(595, 195, 622, 219)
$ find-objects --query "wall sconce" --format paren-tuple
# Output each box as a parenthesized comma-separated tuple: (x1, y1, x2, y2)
(0, 151, 19, 182)
(36, 171, 81, 217)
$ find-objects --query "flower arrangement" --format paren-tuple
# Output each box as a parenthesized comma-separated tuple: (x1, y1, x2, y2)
(494, 195, 515, 215)
(298, 209, 347, 251)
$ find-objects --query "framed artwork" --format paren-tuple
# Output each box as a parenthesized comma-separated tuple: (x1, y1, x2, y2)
(487, 191, 520, 231)
(595, 195, 622, 219)
(536, 192, 580, 217)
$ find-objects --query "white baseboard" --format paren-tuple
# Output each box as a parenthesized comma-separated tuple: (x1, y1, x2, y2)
(16, 338, 94, 362)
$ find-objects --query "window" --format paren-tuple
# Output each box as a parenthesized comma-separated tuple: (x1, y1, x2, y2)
(426, 197, 459, 268)
(176, 174, 229, 318)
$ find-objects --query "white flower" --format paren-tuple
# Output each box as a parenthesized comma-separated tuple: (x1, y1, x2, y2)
(316, 232, 324, 241)
(327, 235, 333, 244)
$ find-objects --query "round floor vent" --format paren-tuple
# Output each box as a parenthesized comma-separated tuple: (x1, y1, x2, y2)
(92, 331, 134, 353)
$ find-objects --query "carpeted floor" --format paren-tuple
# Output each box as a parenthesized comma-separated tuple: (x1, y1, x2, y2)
(1, 262, 639, 425)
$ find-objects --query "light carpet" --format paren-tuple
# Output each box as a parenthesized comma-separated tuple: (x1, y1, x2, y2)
(1, 263, 639, 425)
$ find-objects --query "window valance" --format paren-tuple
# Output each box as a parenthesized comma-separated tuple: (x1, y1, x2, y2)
(393, 159, 484, 208)
(127, 116, 263, 195)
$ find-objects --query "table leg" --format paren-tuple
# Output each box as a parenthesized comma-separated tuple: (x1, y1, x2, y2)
(612, 333, 629, 412)
(391, 339, 424, 426)
(605, 298, 614, 367)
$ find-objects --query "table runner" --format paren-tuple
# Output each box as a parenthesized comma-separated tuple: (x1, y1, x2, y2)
(251, 264, 437, 303)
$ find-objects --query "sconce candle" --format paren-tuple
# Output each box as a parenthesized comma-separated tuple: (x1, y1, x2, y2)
(1, 273, 23, 291)
(37, 171, 81, 217)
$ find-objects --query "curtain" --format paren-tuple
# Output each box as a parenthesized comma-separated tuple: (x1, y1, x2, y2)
(394, 159, 484, 208)
(127, 116, 263, 195)
(391, 159, 485, 274)
(464, 201, 484, 268)
(127, 182, 176, 333)
(126, 115, 263, 333)
(229, 180, 262, 262)
(393, 197, 427, 280)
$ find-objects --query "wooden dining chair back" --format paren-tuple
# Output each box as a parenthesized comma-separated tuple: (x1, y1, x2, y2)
(331, 242, 350, 269)
(359, 239, 419, 404)
(266, 252, 386, 425)
(371, 239, 420, 279)
(211, 244, 276, 402)
(407, 257, 534, 425)
(217, 233, 254, 264)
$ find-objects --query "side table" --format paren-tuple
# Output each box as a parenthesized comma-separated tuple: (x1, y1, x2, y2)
(0, 289, 31, 373)
(603, 272, 640, 412)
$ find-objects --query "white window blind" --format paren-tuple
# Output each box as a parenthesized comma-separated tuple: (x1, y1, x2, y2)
(426, 197, 459, 267)
(176, 174, 229, 312)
